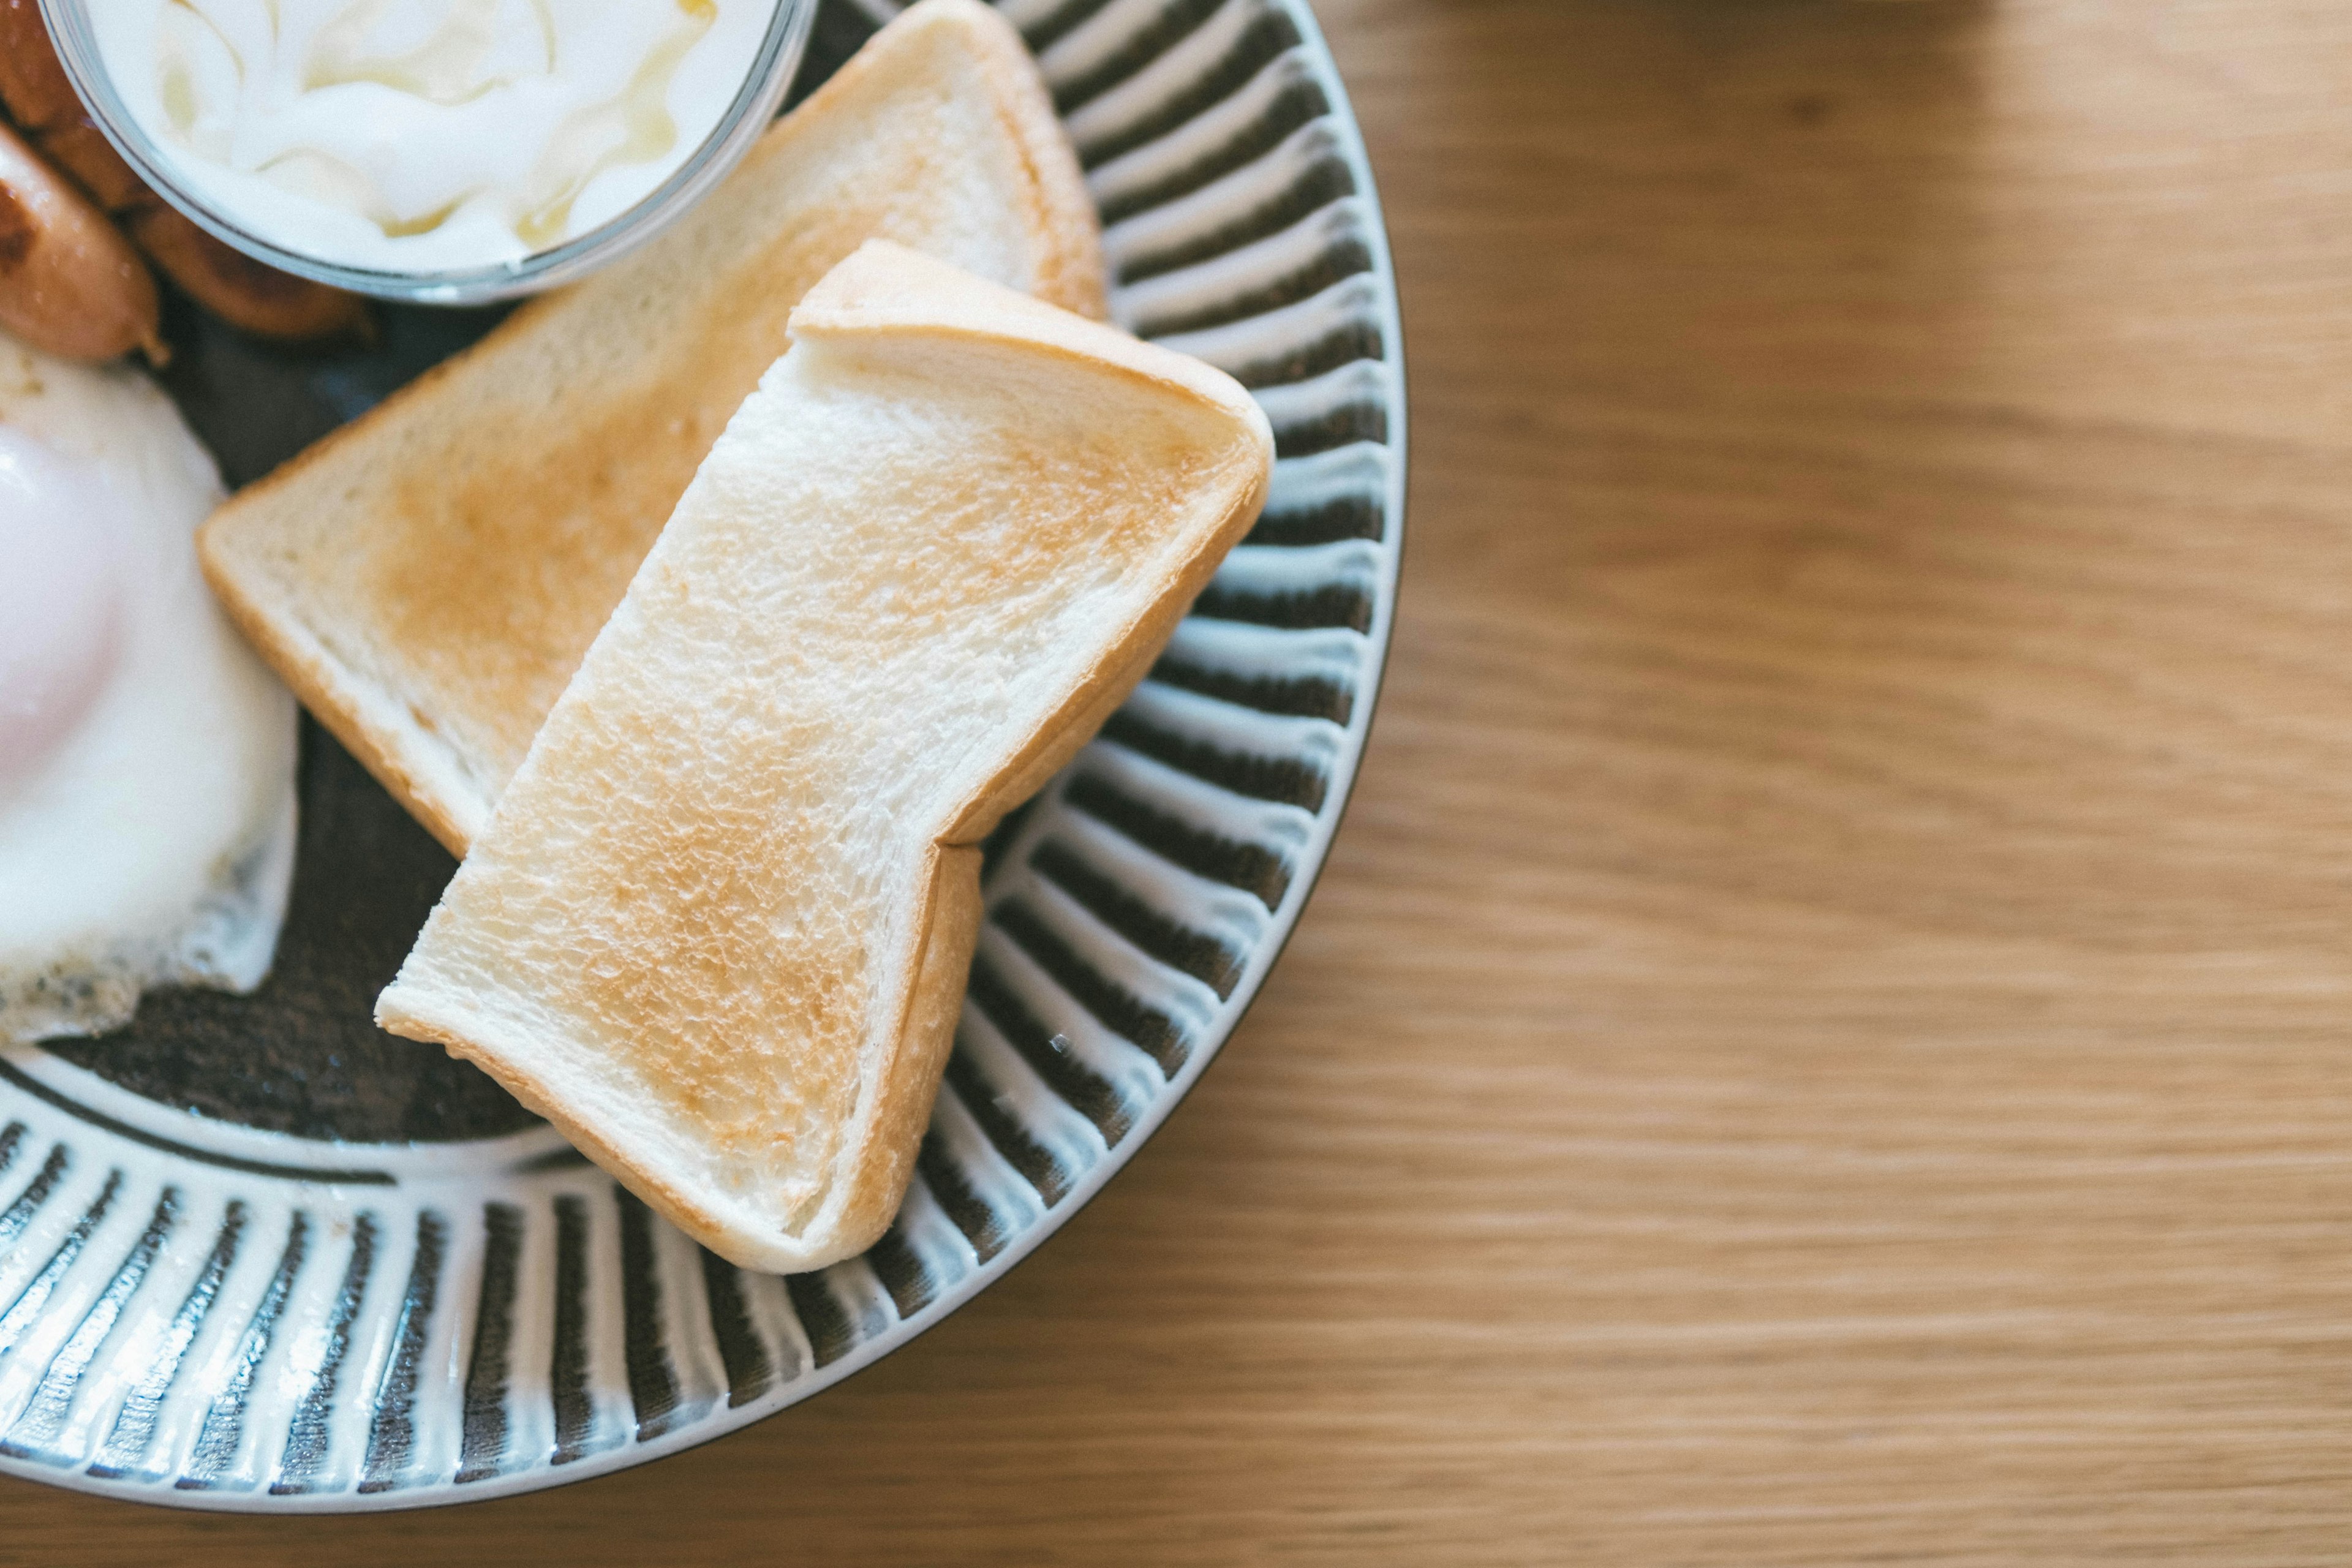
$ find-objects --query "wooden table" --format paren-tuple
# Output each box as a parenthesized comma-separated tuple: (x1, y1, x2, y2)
(10, 0, 2352, 1561)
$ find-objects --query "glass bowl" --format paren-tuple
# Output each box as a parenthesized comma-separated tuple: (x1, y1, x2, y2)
(37, 0, 816, 304)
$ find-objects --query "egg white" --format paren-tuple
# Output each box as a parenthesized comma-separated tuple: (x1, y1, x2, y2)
(0, 331, 298, 1044)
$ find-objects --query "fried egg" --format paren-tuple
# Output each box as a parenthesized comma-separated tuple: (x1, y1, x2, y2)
(0, 330, 297, 1044)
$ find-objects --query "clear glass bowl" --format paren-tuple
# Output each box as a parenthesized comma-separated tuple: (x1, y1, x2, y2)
(37, 0, 816, 304)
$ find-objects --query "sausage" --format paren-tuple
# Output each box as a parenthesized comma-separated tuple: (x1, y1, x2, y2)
(0, 0, 83, 140)
(0, 120, 162, 362)
(0, 0, 368, 344)
(126, 205, 372, 341)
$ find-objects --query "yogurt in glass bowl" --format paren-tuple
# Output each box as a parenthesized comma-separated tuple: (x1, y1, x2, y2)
(39, 0, 815, 301)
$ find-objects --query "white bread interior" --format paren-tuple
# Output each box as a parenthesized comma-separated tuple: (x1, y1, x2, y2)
(197, 0, 1105, 855)
(376, 243, 1272, 1273)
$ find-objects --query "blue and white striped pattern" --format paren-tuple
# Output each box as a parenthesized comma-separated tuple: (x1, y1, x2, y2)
(0, 0, 1400, 1511)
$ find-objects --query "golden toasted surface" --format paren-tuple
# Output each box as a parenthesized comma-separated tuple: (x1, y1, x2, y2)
(199, 0, 1106, 851)
(379, 244, 1271, 1273)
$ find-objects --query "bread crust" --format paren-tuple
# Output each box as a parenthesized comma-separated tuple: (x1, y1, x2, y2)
(378, 244, 1271, 1272)
(790, 244, 1274, 845)
(197, 551, 480, 854)
(198, 0, 1107, 856)
(943, 0, 1108, 323)
(383, 842, 984, 1272)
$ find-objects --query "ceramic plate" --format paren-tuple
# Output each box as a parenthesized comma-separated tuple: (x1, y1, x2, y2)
(0, 0, 1401, 1510)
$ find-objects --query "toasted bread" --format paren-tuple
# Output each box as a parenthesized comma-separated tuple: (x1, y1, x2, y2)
(198, 0, 1104, 854)
(375, 243, 1272, 1273)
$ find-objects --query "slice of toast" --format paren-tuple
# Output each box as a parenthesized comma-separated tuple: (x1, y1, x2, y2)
(375, 243, 1272, 1273)
(197, 0, 1104, 855)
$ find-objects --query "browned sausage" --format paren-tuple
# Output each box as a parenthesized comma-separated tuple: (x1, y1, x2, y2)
(0, 0, 368, 344)
(36, 118, 147, 211)
(0, 120, 161, 362)
(127, 205, 371, 341)
(0, 0, 83, 137)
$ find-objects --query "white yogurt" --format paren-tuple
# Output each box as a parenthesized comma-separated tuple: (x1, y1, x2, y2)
(89, 0, 778, 274)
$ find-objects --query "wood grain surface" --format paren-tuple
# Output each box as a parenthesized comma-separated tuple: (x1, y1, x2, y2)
(9, 0, 2352, 1561)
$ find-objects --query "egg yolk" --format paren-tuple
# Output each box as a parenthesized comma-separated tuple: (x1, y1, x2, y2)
(0, 426, 124, 797)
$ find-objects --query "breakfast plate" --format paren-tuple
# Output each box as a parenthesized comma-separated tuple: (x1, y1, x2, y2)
(0, 0, 1402, 1510)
